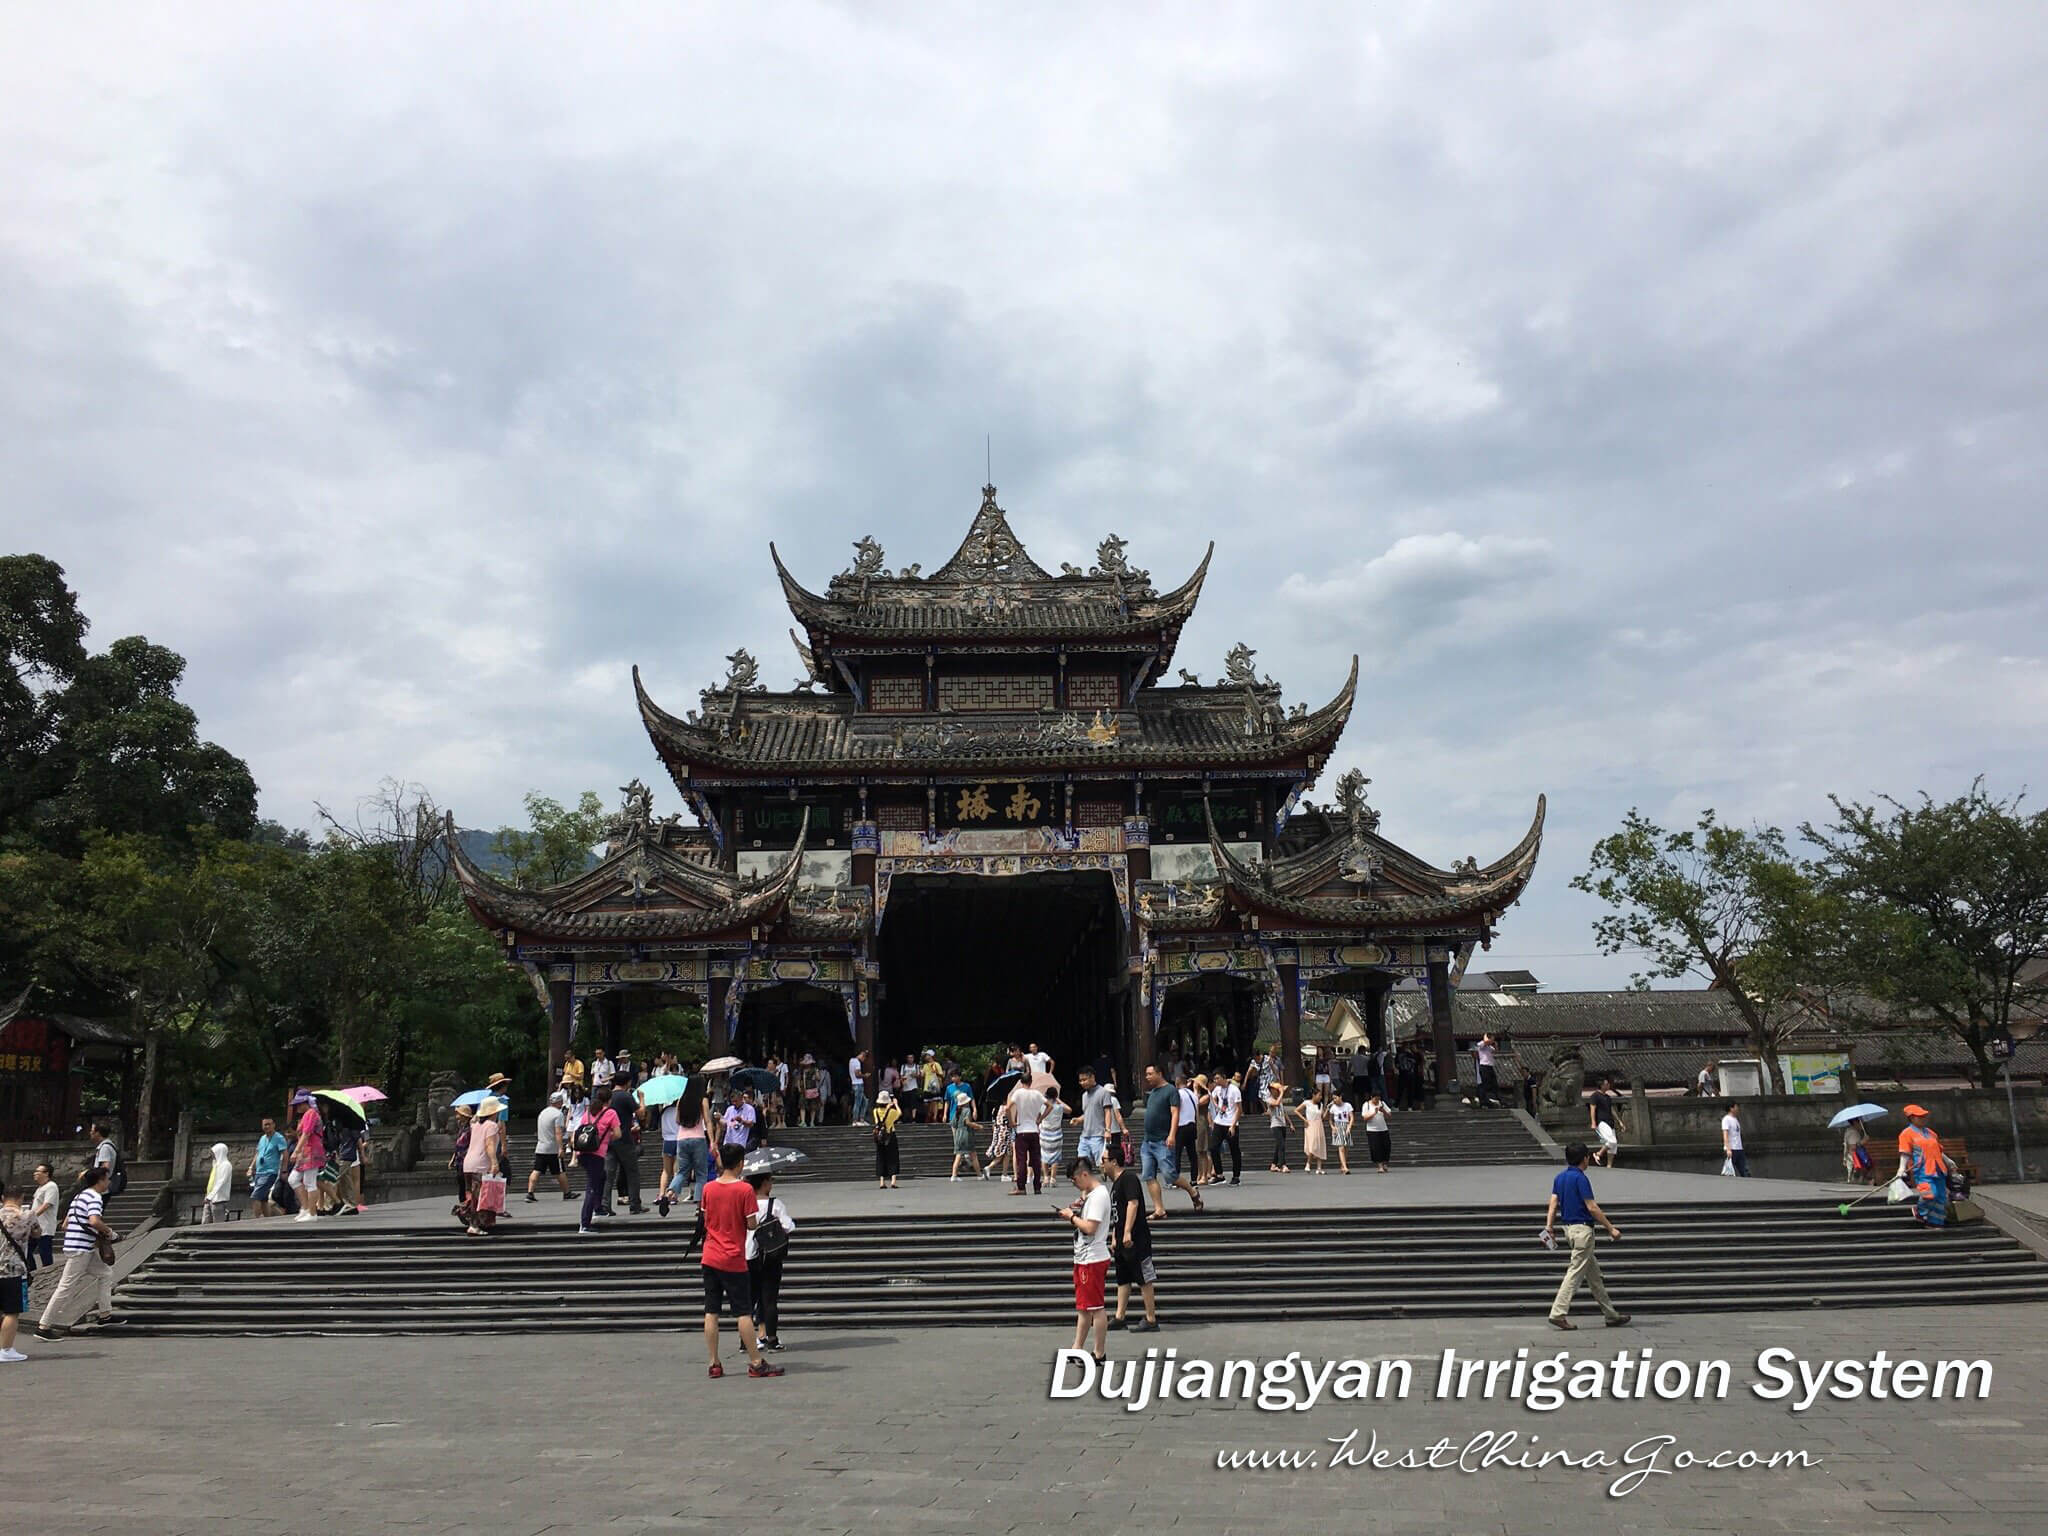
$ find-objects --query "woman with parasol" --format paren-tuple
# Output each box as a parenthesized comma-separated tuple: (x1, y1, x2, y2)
(461, 1098, 507, 1236)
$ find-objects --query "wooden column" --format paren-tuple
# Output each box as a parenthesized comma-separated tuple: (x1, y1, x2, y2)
(548, 975, 574, 1082)
(1278, 962, 1302, 1086)
(1426, 953, 1458, 1100)
(708, 975, 731, 1057)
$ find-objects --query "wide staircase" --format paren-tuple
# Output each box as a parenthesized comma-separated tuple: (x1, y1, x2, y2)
(103, 1176, 170, 1233)
(106, 1197, 2048, 1335)
(1373, 1107, 1550, 1168)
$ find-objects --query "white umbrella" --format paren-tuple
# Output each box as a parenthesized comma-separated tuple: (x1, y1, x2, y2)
(701, 1055, 743, 1074)
(1827, 1103, 1888, 1130)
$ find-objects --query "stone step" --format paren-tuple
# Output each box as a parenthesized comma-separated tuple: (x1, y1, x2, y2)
(102, 1198, 2048, 1334)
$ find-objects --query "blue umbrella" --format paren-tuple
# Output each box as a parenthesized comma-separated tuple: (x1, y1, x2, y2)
(731, 1067, 779, 1095)
(450, 1088, 492, 1109)
(1827, 1103, 1889, 1130)
(638, 1074, 691, 1109)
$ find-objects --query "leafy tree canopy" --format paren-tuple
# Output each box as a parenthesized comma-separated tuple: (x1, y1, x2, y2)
(1805, 781, 2048, 1087)
(0, 556, 257, 854)
(492, 790, 607, 887)
(1571, 809, 1832, 1090)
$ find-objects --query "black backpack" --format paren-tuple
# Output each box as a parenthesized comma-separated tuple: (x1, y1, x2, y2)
(106, 1145, 127, 1197)
(753, 1196, 790, 1259)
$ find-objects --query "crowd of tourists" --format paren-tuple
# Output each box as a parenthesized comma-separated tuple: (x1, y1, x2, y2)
(917, 1042, 1408, 1210)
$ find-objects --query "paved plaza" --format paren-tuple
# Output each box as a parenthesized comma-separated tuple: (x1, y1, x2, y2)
(10, 1296, 2045, 1534)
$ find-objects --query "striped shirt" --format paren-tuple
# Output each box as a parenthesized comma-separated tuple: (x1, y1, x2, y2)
(64, 1188, 105, 1254)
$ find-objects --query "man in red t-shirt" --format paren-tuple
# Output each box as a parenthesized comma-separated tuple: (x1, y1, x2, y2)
(701, 1143, 783, 1378)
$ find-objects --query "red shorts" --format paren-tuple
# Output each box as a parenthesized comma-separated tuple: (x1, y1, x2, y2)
(1073, 1259, 1109, 1313)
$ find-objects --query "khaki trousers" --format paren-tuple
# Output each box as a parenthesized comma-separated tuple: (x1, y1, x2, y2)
(1550, 1223, 1621, 1321)
(39, 1248, 114, 1330)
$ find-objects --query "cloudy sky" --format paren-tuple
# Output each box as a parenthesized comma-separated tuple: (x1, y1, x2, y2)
(5, 4, 2044, 988)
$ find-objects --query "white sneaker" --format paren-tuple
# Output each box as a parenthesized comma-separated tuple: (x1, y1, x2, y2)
(294, 1211, 315, 1222)
(0, 1347, 26, 1362)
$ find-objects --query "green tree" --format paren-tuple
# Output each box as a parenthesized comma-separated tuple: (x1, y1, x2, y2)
(492, 790, 607, 887)
(0, 555, 258, 856)
(1805, 782, 2048, 1088)
(1571, 810, 1830, 1092)
(67, 833, 269, 1155)
(1, 555, 92, 833)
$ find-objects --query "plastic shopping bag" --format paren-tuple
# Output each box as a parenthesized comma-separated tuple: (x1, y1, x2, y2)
(1719, 1156, 1736, 1177)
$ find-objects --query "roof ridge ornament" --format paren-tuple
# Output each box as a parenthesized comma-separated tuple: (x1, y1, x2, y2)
(605, 778, 657, 847)
(1090, 534, 1153, 596)
(1334, 768, 1382, 884)
(927, 482, 1053, 585)
(1222, 642, 1273, 690)
(844, 536, 886, 580)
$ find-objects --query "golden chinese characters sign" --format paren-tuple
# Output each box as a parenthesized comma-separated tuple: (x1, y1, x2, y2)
(937, 781, 1057, 829)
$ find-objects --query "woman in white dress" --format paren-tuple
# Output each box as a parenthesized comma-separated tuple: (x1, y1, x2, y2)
(1039, 1087, 1067, 1181)
(1300, 1090, 1328, 1174)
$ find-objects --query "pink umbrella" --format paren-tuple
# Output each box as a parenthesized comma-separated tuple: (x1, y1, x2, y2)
(342, 1084, 389, 1103)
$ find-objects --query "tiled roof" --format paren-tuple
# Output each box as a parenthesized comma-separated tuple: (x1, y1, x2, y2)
(447, 810, 808, 944)
(1398, 988, 1753, 1039)
(1208, 796, 1544, 930)
(773, 487, 1211, 646)
(636, 657, 1357, 776)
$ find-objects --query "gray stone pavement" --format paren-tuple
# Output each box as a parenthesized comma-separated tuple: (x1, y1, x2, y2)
(7, 1300, 2044, 1534)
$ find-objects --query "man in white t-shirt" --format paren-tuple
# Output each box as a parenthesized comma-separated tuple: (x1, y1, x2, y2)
(590, 1048, 616, 1090)
(527, 1092, 570, 1202)
(1008, 1079, 1048, 1195)
(1174, 1079, 1203, 1197)
(1025, 1042, 1053, 1081)
(28, 1163, 60, 1276)
(848, 1054, 867, 1122)
(1208, 1073, 1243, 1185)
(1059, 1159, 1113, 1360)
(1720, 1103, 1749, 1177)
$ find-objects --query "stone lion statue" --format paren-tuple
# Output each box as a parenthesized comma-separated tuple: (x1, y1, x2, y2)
(1535, 1046, 1586, 1114)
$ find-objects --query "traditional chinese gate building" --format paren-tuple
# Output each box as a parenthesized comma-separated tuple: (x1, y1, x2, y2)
(449, 484, 1543, 1089)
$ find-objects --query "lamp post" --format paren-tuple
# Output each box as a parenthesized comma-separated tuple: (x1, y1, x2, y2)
(1990, 1029, 2024, 1183)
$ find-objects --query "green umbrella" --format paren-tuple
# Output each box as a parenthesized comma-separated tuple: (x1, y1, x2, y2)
(310, 1087, 368, 1121)
(638, 1074, 691, 1109)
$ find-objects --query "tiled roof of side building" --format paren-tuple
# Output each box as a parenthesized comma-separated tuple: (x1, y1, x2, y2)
(1386, 988, 1754, 1039)
(1208, 794, 1544, 931)
(445, 808, 811, 944)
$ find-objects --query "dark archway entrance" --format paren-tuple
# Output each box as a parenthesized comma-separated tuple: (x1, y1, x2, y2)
(735, 982, 850, 1073)
(1156, 974, 1262, 1075)
(877, 870, 1124, 1079)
